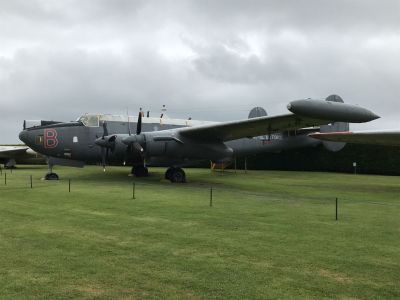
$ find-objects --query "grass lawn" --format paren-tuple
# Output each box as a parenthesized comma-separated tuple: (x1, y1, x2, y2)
(0, 166, 399, 299)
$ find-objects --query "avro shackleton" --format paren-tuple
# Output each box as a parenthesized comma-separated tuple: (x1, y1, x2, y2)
(19, 95, 379, 182)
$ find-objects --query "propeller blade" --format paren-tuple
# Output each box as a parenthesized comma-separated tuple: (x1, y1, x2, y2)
(101, 147, 106, 171)
(122, 144, 131, 166)
(137, 112, 142, 135)
(127, 113, 131, 136)
(102, 121, 108, 138)
(97, 123, 114, 172)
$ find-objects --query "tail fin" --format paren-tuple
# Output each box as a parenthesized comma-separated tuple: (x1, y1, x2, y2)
(248, 107, 267, 119)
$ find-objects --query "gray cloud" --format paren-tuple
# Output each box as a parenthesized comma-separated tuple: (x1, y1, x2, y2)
(1, 0, 400, 143)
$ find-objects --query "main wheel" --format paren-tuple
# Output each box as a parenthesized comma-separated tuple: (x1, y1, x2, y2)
(165, 167, 174, 180)
(45, 173, 59, 180)
(169, 168, 186, 183)
(133, 165, 149, 177)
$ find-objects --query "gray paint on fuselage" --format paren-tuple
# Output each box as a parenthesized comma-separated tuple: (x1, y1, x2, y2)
(227, 134, 320, 157)
(20, 119, 322, 166)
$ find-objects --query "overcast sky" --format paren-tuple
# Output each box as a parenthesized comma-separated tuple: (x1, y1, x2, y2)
(1, 0, 400, 143)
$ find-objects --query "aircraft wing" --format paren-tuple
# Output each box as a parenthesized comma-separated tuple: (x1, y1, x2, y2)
(121, 98, 378, 146)
(176, 99, 379, 142)
(0, 146, 30, 158)
(178, 114, 329, 141)
(309, 130, 400, 147)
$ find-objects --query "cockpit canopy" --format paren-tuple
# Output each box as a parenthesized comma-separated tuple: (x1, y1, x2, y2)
(23, 120, 62, 129)
(77, 114, 100, 127)
(77, 114, 126, 127)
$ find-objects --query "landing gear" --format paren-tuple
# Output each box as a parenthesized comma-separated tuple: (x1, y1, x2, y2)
(44, 159, 59, 180)
(165, 167, 186, 183)
(131, 165, 149, 177)
(45, 173, 59, 180)
(165, 167, 173, 180)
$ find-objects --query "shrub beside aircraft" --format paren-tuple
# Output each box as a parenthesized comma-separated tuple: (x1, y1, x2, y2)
(19, 95, 379, 182)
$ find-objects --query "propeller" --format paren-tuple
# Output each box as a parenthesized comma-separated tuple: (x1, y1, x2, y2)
(103, 121, 108, 137)
(133, 111, 144, 155)
(101, 122, 108, 171)
(137, 110, 142, 135)
(96, 110, 145, 171)
(127, 110, 131, 136)
(95, 121, 116, 171)
(123, 111, 145, 162)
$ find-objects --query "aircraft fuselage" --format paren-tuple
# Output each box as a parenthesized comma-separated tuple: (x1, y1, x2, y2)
(19, 116, 320, 167)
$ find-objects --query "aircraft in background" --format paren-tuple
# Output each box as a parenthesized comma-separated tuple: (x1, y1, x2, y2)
(19, 95, 379, 182)
(310, 130, 400, 147)
(0, 145, 44, 168)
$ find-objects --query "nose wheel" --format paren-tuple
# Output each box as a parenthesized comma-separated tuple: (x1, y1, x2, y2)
(44, 160, 59, 180)
(45, 172, 59, 180)
(165, 167, 186, 183)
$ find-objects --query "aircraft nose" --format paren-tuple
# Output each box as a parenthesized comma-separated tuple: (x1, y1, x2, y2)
(19, 130, 29, 144)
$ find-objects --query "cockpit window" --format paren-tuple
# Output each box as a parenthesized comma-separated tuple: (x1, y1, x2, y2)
(35, 135, 44, 145)
(78, 114, 100, 127)
(77, 113, 135, 126)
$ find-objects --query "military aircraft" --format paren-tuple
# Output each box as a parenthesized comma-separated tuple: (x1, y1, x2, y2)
(310, 130, 400, 146)
(0, 145, 44, 168)
(19, 95, 379, 182)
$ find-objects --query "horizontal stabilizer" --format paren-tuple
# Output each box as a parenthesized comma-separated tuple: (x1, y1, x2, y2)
(309, 130, 400, 147)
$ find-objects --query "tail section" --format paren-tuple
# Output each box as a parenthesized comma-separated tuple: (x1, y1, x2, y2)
(248, 107, 267, 119)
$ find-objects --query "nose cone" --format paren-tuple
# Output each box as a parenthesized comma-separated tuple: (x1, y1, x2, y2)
(19, 129, 37, 149)
(19, 130, 29, 144)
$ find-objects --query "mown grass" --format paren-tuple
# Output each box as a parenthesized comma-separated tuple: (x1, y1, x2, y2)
(0, 166, 399, 299)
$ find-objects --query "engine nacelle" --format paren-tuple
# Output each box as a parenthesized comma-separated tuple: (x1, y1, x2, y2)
(143, 132, 233, 162)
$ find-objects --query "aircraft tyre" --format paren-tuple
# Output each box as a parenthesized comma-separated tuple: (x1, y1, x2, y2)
(133, 165, 149, 177)
(169, 168, 186, 183)
(45, 172, 59, 180)
(165, 167, 174, 180)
